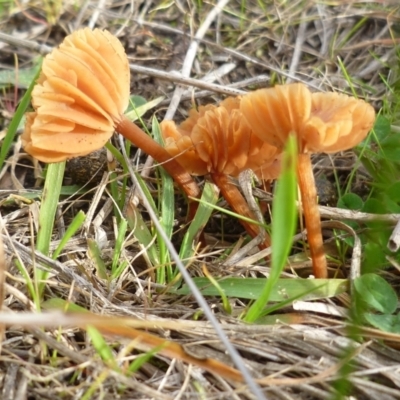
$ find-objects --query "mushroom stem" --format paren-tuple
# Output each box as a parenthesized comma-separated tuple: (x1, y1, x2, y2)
(211, 172, 271, 249)
(297, 153, 328, 278)
(116, 115, 201, 203)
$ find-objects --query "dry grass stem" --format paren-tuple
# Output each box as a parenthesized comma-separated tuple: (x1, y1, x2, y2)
(0, 1, 398, 398)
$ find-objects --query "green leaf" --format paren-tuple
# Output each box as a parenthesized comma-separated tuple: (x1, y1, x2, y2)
(353, 273, 397, 314)
(169, 277, 348, 301)
(364, 313, 400, 333)
(244, 134, 298, 323)
(124, 96, 164, 121)
(382, 196, 400, 214)
(386, 181, 400, 202)
(362, 197, 386, 214)
(270, 134, 298, 275)
(337, 193, 363, 211)
(371, 115, 391, 142)
(380, 133, 400, 162)
(363, 241, 390, 273)
(129, 95, 147, 108)
(0, 63, 41, 89)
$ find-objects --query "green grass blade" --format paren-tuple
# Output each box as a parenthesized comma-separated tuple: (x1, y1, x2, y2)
(111, 218, 128, 277)
(87, 326, 119, 370)
(152, 117, 174, 283)
(15, 259, 37, 302)
(105, 141, 132, 217)
(170, 277, 347, 302)
(133, 168, 158, 213)
(87, 238, 108, 280)
(180, 182, 219, 261)
(111, 260, 129, 280)
(244, 134, 298, 323)
(126, 203, 159, 266)
(187, 197, 268, 230)
(36, 163, 66, 255)
(124, 161, 160, 267)
(128, 344, 165, 374)
(52, 210, 86, 260)
(0, 64, 41, 171)
(202, 266, 232, 314)
(42, 297, 87, 312)
(35, 162, 66, 301)
(105, 142, 128, 171)
(258, 283, 328, 318)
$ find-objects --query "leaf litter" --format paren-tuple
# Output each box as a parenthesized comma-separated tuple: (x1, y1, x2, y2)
(1, 1, 400, 399)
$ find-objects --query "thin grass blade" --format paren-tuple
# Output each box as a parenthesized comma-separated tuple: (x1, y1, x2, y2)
(244, 134, 298, 323)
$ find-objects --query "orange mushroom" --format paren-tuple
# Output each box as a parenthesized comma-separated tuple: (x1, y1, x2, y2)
(22, 28, 200, 201)
(240, 83, 376, 278)
(161, 97, 281, 249)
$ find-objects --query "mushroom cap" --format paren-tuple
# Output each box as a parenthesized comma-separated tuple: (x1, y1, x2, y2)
(247, 147, 282, 180)
(303, 92, 376, 153)
(240, 83, 312, 149)
(179, 103, 216, 135)
(22, 28, 130, 163)
(240, 83, 376, 153)
(161, 97, 280, 178)
(160, 120, 209, 176)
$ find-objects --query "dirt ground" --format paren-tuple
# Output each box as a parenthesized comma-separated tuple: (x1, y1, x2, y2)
(1, 1, 400, 399)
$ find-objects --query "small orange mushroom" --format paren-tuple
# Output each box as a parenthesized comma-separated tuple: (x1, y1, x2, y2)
(161, 97, 281, 249)
(240, 83, 376, 278)
(22, 28, 200, 201)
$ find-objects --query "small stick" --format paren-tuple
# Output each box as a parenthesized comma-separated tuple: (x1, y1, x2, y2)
(287, 13, 308, 83)
(388, 218, 400, 252)
(164, 0, 231, 120)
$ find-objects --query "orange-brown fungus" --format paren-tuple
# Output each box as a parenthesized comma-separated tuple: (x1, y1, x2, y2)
(304, 92, 376, 153)
(22, 28, 201, 208)
(240, 82, 375, 153)
(161, 97, 281, 249)
(161, 97, 280, 179)
(240, 83, 376, 278)
(22, 28, 130, 163)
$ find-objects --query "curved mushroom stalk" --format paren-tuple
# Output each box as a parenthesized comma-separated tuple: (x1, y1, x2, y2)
(21, 28, 200, 206)
(211, 172, 270, 248)
(297, 153, 327, 278)
(115, 116, 200, 200)
(241, 83, 376, 278)
(161, 97, 280, 251)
